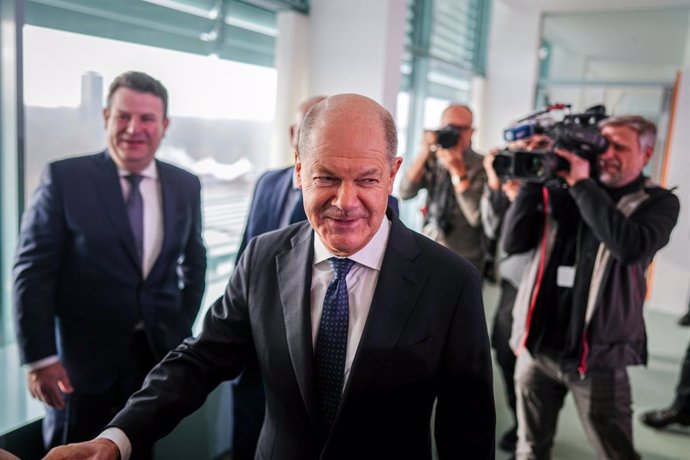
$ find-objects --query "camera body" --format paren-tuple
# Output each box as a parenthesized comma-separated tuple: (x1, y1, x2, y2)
(493, 105, 609, 183)
(434, 125, 461, 149)
(492, 149, 568, 183)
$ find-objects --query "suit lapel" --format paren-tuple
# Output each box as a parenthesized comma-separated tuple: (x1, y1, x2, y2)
(92, 151, 141, 272)
(276, 225, 320, 425)
(342, 217, 424, 394)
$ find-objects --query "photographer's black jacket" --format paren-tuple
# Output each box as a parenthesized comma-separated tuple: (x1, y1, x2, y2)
(502, 175, 679, 375)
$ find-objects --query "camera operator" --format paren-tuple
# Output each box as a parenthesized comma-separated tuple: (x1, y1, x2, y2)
(481, 132, 552, 455)
(502, 115, 679, 459)
(399, 104, 487, 272)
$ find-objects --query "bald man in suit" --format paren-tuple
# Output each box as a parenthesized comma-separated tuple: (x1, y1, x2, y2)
(45, 94, 494, 460)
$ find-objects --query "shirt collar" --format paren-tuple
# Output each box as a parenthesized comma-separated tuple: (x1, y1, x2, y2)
(117, 160, 158, 180)
(313, 217, 391, 271)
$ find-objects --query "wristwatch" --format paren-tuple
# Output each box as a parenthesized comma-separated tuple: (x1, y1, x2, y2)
(451, 174, 468, 185)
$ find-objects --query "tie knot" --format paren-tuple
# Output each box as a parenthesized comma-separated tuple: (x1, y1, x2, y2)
(126, 174, 143, 188)
(328, 257, 354, 280)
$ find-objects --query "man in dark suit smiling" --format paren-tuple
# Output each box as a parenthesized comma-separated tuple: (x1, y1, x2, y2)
(13, 71, 206, 457)
(44, 93, 494, 460)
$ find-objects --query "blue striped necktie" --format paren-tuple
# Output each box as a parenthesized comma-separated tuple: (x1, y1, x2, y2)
(314, 257, 355, 428)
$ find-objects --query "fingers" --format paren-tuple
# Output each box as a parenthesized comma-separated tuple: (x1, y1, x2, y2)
(27, 362, 71, 409)
(553, 148, 590, 186)
(57, 373, 74, 394)
(42, 439, 120, 460)
(553, 147, 575, 160)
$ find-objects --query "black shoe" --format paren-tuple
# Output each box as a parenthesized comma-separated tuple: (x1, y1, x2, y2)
(678, 312, 690, 327)
(498, 426, 517, 452)
(640, 407, 690, 429)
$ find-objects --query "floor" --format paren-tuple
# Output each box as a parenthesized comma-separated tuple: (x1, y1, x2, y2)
(482, 282, 690, 460)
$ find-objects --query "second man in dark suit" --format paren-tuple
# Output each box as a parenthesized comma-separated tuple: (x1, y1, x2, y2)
(13, 71, 207, 457)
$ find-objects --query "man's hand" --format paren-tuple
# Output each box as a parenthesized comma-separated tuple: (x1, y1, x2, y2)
(43, 439, 120, 460)
(27, 362, 73, 409)
(421, 130, 438, 157)
(0, 448, 21, 460)
(483, 148, 502, 191)
(555, 147, 590, 186)
(435, 143, 466, 176)
(502, 179, 522, 202)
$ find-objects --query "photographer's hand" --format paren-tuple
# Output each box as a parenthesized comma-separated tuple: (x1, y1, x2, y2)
(404, 130, 440, 185)
(437, 144, 470, 192)
(482, 148, 502, 191)
(555, 147, 590, 186)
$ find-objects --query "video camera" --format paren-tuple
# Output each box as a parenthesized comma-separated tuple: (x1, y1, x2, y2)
(493, 104, 609, 183)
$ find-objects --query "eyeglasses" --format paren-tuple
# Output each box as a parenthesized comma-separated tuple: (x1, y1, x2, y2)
(447, 124, 472, 132)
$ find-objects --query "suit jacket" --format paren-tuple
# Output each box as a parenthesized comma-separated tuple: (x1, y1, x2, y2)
(13, 151, 207, 393)
(237, 165, 401, 261)
(110, 211, 495, 459)
(236, 166, 306, 260)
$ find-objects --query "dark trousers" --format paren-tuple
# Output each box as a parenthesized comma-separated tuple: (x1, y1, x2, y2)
(673, 338, 690, 412)
(492, 279, 518, 425)
(514, 351, 640, 460)
(232, 364, 265, 460)
(43, 330, 156, 460)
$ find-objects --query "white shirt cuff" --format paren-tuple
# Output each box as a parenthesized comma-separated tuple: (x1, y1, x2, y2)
(99, 427, 132, 460)
(24, 355, 60, 372)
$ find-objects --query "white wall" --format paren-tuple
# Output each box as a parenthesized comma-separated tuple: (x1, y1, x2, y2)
(480, 0, 542, 151)
(306, 0, 406, 113)
(647, 70, 690, 313)
(271, 11, 310, 167)
(272, 0, 406, 167)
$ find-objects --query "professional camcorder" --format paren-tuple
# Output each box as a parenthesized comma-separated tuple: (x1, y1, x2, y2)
(493, 104, 609, 183)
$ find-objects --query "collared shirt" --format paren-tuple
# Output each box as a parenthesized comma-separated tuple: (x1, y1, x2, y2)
(103, 216, 392, 460)
(311, 216, 391, 385)
(117, 160, 164, 279)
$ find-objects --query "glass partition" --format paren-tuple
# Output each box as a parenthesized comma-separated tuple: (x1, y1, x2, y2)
(537, 6, 689, 182)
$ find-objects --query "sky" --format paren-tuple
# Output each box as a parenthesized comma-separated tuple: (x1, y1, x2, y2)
(23, 25, 277, 121)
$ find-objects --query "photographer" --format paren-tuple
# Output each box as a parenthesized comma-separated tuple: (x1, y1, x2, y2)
(502, 115, 679, 459)
(399, 104, 487, 272)
(481, 132, 551, 455)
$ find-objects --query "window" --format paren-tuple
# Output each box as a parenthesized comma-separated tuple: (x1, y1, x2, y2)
(22, 25, 278, 330)
(1, 0, 312, 443)
(18, 1, 298, 334)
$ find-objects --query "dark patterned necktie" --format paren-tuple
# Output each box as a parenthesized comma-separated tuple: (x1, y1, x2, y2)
(125, 174, 144, 267)
(314, 257, 355, 428)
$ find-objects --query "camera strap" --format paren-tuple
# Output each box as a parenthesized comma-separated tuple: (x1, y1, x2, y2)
(519, 185, 551, 353)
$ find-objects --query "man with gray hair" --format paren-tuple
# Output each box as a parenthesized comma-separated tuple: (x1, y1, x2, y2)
(399, 104, 487, 273)
(502, 115, 679, 459)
